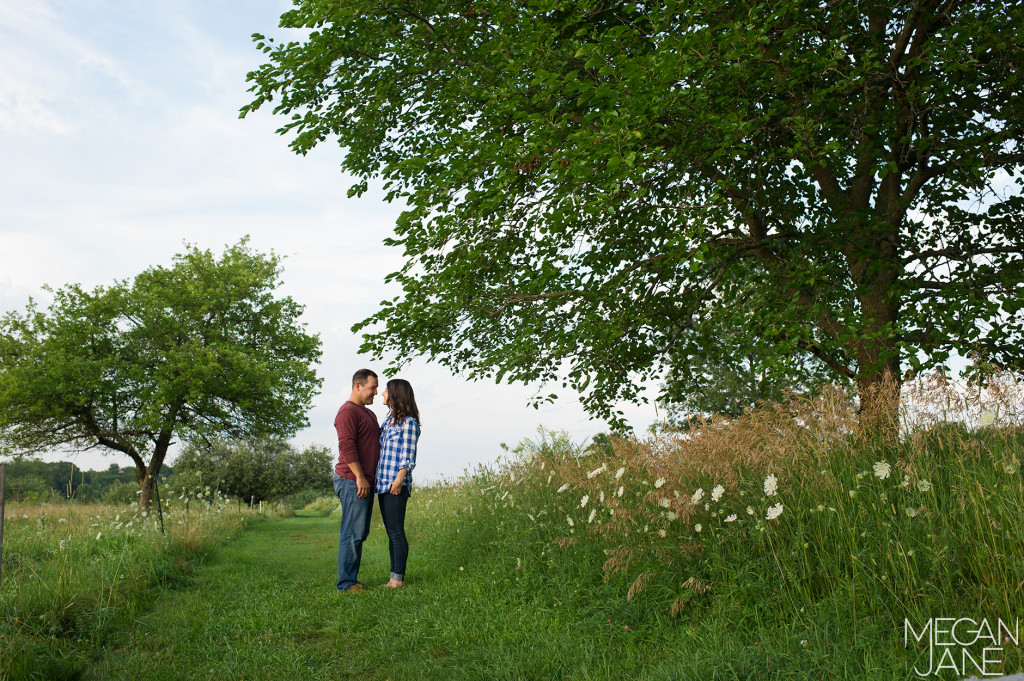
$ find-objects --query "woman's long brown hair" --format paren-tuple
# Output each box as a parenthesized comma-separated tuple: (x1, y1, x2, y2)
(386, 379, 419, 425)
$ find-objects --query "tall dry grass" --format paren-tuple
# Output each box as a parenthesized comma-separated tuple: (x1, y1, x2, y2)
(445, 368, 1023, 675)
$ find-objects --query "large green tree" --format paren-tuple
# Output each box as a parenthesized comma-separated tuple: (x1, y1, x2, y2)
(0, 241, 322, 508)
(243, 0, 1024, 427)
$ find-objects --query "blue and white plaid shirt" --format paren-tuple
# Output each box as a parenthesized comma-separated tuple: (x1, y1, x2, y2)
(375, 414, 420, 494)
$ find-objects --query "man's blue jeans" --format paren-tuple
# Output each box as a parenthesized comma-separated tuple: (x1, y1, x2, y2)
(333, 474, 374, 591)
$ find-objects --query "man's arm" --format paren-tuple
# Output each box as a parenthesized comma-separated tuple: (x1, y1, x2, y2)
(336, 407, 371, 498)
(347, 459, 371, 499)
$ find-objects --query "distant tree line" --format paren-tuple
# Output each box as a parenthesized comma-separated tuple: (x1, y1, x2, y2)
(0, 457, 173, 504)
(1, 438, 333, 507)
(171, 438, 333, 507)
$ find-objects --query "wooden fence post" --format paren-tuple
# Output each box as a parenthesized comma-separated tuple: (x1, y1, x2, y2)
(1, 463, 7, 587)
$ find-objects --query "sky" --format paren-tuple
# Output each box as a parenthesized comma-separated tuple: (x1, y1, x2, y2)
(0, 0, 660, 481)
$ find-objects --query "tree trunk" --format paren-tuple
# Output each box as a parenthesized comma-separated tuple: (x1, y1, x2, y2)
(853, 250, 902, 437)
(138, 472, 156, 511)
(136, 429, 173, 512)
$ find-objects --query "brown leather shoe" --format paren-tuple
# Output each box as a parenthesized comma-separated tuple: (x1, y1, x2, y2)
(344, 582, 367, 593)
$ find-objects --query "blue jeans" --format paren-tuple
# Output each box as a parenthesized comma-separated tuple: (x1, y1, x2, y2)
(378, 488, 410, 581)
(333, 474, 374, 591)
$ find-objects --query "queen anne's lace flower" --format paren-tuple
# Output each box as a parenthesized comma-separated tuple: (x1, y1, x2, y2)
(581, 495, 589, 508)
(711, 485, 725, 502)
(763, 474, 778, 497)
(766, 503, 784, 520)
(873, 461, 892, 480)
(654, 477, 667, 489)
(917, 479, 932, 492)
(690, 488, 705, 505)
(694, 524, 702, 533)
(615, 467, 626, 480)
(587, 465, 606, 479)
(725, 514, 737, 522)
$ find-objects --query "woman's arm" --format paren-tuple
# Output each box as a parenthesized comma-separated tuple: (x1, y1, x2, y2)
(389, 417, 419, 494)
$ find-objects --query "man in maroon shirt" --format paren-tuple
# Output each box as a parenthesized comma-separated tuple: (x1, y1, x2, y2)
(332, 368, 381, 592)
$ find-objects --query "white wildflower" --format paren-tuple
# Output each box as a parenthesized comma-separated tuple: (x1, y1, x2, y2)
(587, 464, 606, 479)
(659, 497, 672, 508)
(711, 485, 725, 502)
(665, 511, 677, 522)
(654, 477, 667, 489)
(690, 488, 705, 505)
(658, 529, 667, 538)
(617, 486, 624, 497)
(849, 489, 856, 498)
(557, 483, 570, 493)
(588, 508, 597, 524)
(694, 524, 702, 533)
(59, 518, 67, 524)
(96, 532, 102, 541)
(725, 514, 737, 523)
(581, 495, 589, 508)
(979, 410, 997, 427)
(746, 506, 755, 515)
(917, 479, 932, 492)
(615, 467, 625, 480)
(763, 473, 778, 497)
(566, 516, 575, 527)
(599, 490, 605, 503)
(872, 461, 892, 480)
(766, 503, 784, 520)
(1005, 462, 1019, 475)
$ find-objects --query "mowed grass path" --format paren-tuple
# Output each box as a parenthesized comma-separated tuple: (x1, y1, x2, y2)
(84, 509, 657, 681)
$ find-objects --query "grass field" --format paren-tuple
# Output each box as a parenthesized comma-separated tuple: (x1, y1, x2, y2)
(2, 379, 1023, 680)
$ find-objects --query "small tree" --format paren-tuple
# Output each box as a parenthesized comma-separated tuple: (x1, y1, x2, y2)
(0, 240, 322, 509)
(171, 438, 332, 504)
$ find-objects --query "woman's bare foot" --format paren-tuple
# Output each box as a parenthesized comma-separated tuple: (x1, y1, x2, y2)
(383, 578, 405, 588)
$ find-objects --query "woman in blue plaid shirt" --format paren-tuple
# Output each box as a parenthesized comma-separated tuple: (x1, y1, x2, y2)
(376, 378, 420, 588)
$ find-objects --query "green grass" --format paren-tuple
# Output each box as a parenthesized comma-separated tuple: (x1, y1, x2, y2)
(3, 393, 1023, 680)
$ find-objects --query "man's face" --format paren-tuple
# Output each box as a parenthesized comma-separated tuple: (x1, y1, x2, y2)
(354, 377, 379, 406)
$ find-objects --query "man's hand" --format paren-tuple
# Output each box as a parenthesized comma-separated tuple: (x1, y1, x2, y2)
(355, 474, 371, 499)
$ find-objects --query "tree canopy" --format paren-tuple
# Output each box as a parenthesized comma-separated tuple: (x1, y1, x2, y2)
(243, 0, 1024, 426)
(0, 240, 322, 507)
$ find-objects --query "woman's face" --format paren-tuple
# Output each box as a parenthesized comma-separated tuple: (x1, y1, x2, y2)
(381, 388, 389, 408)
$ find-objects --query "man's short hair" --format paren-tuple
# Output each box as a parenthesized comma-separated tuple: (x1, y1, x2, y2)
(352, 368, 378, 387)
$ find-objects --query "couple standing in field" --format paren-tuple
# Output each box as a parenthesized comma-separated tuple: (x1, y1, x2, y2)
(332, 368, 420, 592)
